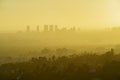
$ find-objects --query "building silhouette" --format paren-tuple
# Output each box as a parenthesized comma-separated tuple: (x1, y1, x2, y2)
(61, 27, 67, 32)
(24, 25, 78, 33)
(49, 25, 54, 32)
(55, 25, 59, 32)
(44, 25, 49, 32)
(72, 26, 76, 31)
(36, 25, 40, 32)
(26, 25, 30, 32)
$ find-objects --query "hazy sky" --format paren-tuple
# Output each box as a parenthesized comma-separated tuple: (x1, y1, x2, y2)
(0, 0, 120, 31)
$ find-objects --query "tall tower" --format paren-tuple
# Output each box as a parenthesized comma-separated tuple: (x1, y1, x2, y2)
(26, 25, 30, 32)
(55, 25, 59, 32)
(44, 25, 49, 32)
(36, 25, 40, 32)
(49, 25, 54, 32)
(72, 26, 76, 31)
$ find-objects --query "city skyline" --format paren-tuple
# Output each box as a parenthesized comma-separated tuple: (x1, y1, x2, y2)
(1, 0, 120, 31)
(22, 25, 120, 33)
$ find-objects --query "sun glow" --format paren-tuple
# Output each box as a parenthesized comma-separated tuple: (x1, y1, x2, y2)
(1, 0, 120, 31)
(107, 0, 120, 25)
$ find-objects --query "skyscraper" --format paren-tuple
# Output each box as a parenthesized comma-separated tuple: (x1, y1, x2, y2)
(72, 26, 76, 31)
(36, 25, 40, 32)
(55, 25, 59, 32)
(49, 25, 54, 32)
(26, 25, 30, 32)
(44, 25, 49, 32)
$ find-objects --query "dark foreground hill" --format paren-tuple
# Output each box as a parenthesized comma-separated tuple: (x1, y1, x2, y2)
(0, 49, 120, 80)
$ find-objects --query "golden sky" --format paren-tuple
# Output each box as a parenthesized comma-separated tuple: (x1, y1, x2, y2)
(0, 0, 120, 31)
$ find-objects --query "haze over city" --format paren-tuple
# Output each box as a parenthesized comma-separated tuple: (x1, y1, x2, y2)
(1, 0, 120, 31)
(1, 1, 120, 80)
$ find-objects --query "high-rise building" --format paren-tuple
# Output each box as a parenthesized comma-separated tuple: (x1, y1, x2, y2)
(26, 25, 30, 32)
(49, 25, 54, 32)
(61, 27, 67, 32)
(44, 25, 49, 32)
(69, 27, 76, 32)
(55, 25, 59, 32)
(72, 26, 76, 31)
(36, 25, 40, 32)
